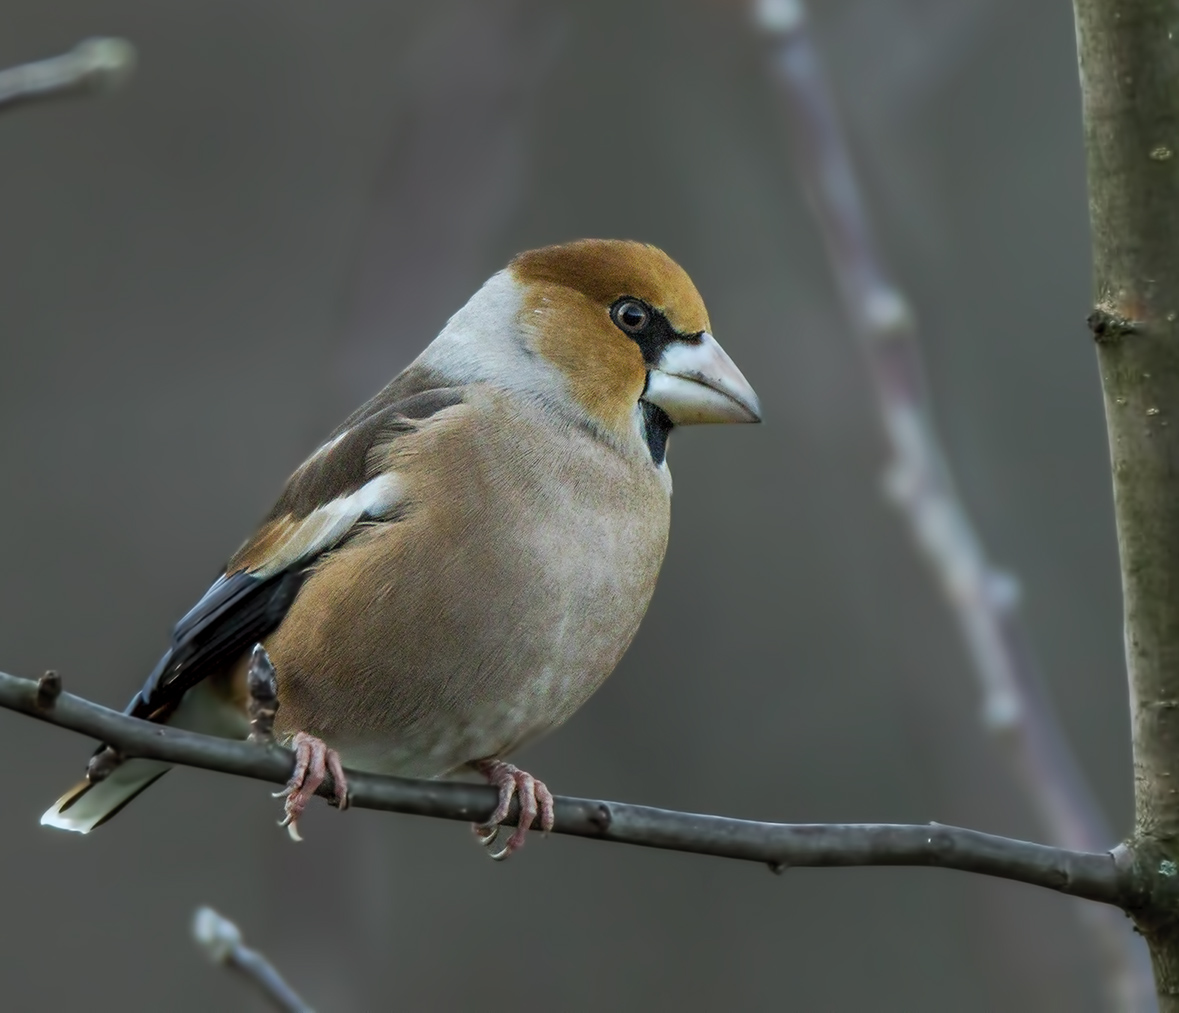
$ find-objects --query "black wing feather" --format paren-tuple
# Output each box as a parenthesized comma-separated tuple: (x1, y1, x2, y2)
(126, 568, 309, 722)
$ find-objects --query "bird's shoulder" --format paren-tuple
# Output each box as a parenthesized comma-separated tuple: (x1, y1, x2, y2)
(228, 365, 469, 575)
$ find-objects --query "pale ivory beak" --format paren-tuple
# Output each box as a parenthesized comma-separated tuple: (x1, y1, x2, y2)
(642, 332, 761, 424)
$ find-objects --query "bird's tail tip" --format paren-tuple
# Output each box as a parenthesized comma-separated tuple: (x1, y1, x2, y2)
(40, 760, 171, 834)
(40, 780, 94, 833)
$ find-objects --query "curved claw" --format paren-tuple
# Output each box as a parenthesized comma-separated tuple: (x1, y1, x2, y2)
(473, 823, 499, 846)
(470, 759, 554, 860)
(277, 732, 349, 840)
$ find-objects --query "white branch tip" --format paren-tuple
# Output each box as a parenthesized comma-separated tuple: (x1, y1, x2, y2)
(70, 38, 137, 94)
(192, 906, 242, 964)
(752, 0, 805, 35)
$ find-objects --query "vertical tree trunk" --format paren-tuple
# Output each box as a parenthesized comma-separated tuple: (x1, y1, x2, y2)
(1073, 1, 1179, 1006)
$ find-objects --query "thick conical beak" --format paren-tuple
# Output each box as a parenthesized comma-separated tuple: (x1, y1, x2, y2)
(642, 332, 761, 424)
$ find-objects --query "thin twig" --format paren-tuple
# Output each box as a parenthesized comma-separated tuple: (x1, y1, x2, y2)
(749, 0, 1152, 1007)
(0, 38, 136, 115)
(0, 667, 1137, 906)
(193, 907, 314, 1013)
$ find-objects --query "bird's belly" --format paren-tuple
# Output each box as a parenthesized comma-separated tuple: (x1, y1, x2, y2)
(268, 469, 670, 779)
(336, 550, 659, 776)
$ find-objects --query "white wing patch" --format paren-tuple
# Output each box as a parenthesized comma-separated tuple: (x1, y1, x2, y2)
(251, 472, 406, 578)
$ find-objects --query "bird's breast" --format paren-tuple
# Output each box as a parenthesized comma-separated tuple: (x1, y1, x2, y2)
(267, 391, 671, 776)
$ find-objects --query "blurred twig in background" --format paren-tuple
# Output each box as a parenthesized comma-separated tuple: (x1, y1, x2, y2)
(193, 907, 313, 1013)
(0, 38, 135, 115)
(749, 0, 1152, 1008)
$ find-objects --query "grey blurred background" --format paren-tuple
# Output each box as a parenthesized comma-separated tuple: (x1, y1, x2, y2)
(0, 1, 1122, 1010)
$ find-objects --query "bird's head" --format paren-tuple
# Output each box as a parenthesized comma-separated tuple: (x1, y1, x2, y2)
(508, 239, 760, 461)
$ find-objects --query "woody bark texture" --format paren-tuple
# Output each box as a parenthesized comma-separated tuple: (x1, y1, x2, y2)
(1074, 1, 1179, 1005)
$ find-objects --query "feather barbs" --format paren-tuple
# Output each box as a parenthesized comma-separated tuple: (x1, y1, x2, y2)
(234, 472, 407, 577)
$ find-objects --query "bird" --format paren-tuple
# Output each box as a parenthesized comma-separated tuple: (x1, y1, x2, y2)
(41, 238, 760, 858)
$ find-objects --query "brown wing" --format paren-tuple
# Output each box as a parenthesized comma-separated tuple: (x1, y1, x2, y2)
(124, 368, 465, 724)
(255, 367, 462, 526)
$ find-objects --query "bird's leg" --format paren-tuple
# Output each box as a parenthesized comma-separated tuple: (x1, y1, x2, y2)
(274, 731, 349, 841)
(470, 758, 555, 861)
(246, 644, 280, 744)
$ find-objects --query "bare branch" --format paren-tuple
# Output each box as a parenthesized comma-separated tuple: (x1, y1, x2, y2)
(193, 907, 314, 1013)
(0, 666, 1136, 906)
(750, 0, 1152, 1007)
(0, 38, 136, 116)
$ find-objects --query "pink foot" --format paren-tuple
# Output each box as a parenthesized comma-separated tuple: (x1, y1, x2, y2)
(275, 731, 349, 841)
(470, 758, 554, 861)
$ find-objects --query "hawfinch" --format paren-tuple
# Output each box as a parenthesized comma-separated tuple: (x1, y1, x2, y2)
(42, 239, 760, 857)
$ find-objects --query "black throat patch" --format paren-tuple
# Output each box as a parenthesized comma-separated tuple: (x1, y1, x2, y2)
(641, 399, 673, 465)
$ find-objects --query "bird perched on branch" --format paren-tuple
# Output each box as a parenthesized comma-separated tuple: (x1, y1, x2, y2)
(42, 239, 760, 857)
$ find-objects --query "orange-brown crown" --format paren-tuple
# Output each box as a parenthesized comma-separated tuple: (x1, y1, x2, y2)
(510, 240, 710, 437)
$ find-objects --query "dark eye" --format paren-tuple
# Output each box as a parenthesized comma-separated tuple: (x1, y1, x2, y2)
(612, 299, 650, 333)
